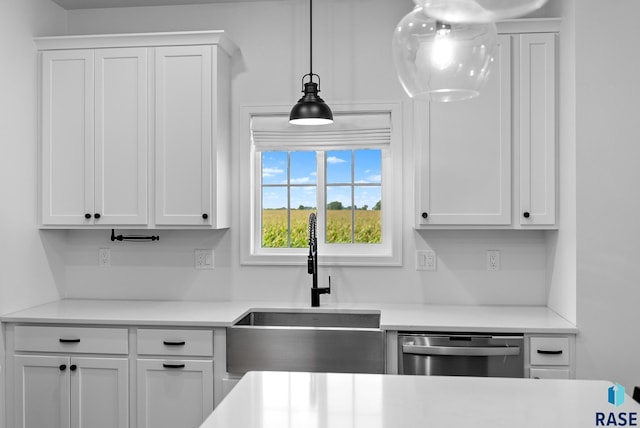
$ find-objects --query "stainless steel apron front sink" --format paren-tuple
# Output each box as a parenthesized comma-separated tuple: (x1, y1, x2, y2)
(226, 311, 385, 375)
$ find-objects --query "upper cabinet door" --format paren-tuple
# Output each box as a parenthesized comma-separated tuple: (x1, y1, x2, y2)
(41, 50, 95, 226)
(155, 45, 213, 226)
(94, 48, 149, 226)
(518, 33, 556, 227)
(416, 35, 512, 226)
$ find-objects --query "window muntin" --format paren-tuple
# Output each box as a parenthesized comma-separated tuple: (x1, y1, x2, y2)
(325, 150, 382, 244)
(260, 149, 383, 250)
(261, 151, 317, 248)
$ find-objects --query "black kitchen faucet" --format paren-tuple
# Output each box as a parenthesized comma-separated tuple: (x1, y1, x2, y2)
(308, 212, 330, 307)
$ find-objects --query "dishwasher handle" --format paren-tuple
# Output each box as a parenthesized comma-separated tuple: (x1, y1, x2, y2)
(402, 344, 521, 357)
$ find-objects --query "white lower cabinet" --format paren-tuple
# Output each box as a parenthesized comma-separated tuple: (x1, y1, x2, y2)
(526, 334, 575, 379)
(136, 359, 213, 428)
(14, 355, 128, 428)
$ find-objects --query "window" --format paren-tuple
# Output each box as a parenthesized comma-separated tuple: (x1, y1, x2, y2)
(240, 104, 402, 266)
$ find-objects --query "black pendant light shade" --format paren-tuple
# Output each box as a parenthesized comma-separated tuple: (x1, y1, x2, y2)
(290, 76, 333, 125)
(289, 0, 333, 125)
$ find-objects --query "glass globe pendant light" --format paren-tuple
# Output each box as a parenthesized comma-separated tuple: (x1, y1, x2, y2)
(414, 0, 548, 23)
(289, 0, 333, 125)
(392, 6, 497, 102)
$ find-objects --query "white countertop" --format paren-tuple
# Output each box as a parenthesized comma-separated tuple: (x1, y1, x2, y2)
(0, 299, 577, 333)
(201, 371, 639, 428)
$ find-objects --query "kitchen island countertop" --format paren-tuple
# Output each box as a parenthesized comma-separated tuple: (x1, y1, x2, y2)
(199, 371, 639, 428)
(0, 299, 577, 333)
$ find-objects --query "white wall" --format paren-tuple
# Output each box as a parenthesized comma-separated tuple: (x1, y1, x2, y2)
(55, 0, 551, 306)
(546, 0, 576, 324)
(574, 1, 640, 390)
(0, 1, 67, 426)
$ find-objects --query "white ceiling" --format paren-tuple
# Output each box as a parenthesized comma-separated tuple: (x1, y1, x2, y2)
(52, 0, 255, 10)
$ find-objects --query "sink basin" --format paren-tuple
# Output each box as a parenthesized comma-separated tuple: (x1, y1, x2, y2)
(233, 310, 381, 328)
(226, 310, 385, 375)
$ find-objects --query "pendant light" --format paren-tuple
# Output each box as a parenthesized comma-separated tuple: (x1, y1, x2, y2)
(413, 0, 549, 23)
(392, 6, 497, 102)
(289, 0, 333, 125)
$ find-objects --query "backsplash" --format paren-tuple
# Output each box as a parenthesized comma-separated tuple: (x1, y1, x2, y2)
(56, 228, 548, 305)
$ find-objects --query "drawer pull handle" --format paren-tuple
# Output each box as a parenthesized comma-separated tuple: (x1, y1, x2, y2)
(536, 349, 563, 355)
(59, 338, 81, 343)
(163, 363, 185, 369)
(163, 341, 186, 346)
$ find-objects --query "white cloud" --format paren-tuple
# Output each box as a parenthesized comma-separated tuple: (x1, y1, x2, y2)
(262, 167, 285, 177)
(290, 177, 311, 184)
(326, 156, 347, 164)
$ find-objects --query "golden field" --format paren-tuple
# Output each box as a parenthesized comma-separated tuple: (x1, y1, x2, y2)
(262, 209, 381, 247)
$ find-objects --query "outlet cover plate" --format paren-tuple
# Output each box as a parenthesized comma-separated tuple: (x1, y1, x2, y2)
(416, 250, 436, 271)
(195, 249, 214, 270)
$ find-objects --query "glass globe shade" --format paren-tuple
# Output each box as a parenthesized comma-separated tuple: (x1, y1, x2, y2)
(413, 0, 548, 23)
(392, 6, 497, 102)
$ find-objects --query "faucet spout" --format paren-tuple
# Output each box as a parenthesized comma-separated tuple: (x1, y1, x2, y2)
(308, 213, 330, 307)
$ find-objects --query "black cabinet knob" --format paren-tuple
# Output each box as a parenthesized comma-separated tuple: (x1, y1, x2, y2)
(523, 212, 530, 218)
(202, 213, 208, 220)
(70, 365, 77, 371)
(421, 212, 428, 219)
(94, 213, 101, 219)
(84, 213, 91, 219)
(59, 364, 67, 371)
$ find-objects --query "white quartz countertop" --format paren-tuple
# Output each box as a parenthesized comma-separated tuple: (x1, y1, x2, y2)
(0, 299, 577, 333)
(200, 371, 639, 428)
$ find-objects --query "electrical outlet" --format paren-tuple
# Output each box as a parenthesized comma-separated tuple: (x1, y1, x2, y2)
(487, 250, 500, 271)
(416, 250, 436, 271)
(195, 249, 214, 270)
(99, 248, 111, 268)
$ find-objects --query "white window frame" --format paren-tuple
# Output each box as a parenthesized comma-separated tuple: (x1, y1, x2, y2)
(239, 103, 402, 266)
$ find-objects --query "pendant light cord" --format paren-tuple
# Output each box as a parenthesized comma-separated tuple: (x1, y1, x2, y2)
(309, 0, 313, 76)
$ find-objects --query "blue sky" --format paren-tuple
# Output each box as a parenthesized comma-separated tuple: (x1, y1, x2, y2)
(262, 150, 382, 209)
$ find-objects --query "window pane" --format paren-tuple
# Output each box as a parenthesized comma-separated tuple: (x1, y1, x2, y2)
(291, 151, 317, 185)
(291, 187, 316, 248)
(354, 149, 381, 184)
(355, 186, 382, 244)
(262, 187, 288, 248)
(326, 150, 351, 184)
(326, 186, 352, 243)
(262, 151, 288, 185)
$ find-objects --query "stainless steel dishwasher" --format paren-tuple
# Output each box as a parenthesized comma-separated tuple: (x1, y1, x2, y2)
(398, 333, 524, 377)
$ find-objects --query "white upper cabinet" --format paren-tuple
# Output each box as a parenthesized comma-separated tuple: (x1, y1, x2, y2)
(415, 24, 558, 229)
(416, 35, 512, 227)
(154, 45, 229, 227)
(518, 33, 557, 227)
(37, 31, 235, 229)
(41, 50, 95, 226)
(94, 48, 149, 226)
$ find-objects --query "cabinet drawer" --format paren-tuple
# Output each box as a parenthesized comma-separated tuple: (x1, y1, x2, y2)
(530, 337, 569, 366)
(530, 368, 570, 379)
(14, 325, 128, 354)
(137, 329, 213, 356)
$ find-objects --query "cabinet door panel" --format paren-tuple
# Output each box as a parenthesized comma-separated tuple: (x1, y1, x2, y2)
(95, 48, 149, 225)
(519, 33, 556, 226)
(14, 355, 70, 428)
(155, 46, 212, 226)
(417, 35, 512, 226)
(137, 359, 213, 428)
(41, 50, 94, 226)
(70, 357, 128, 428)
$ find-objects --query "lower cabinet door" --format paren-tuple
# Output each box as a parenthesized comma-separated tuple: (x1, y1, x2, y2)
(70, 357, 129, 428)
(136, 359, 214, 428)
(14, 355, 71, 428)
